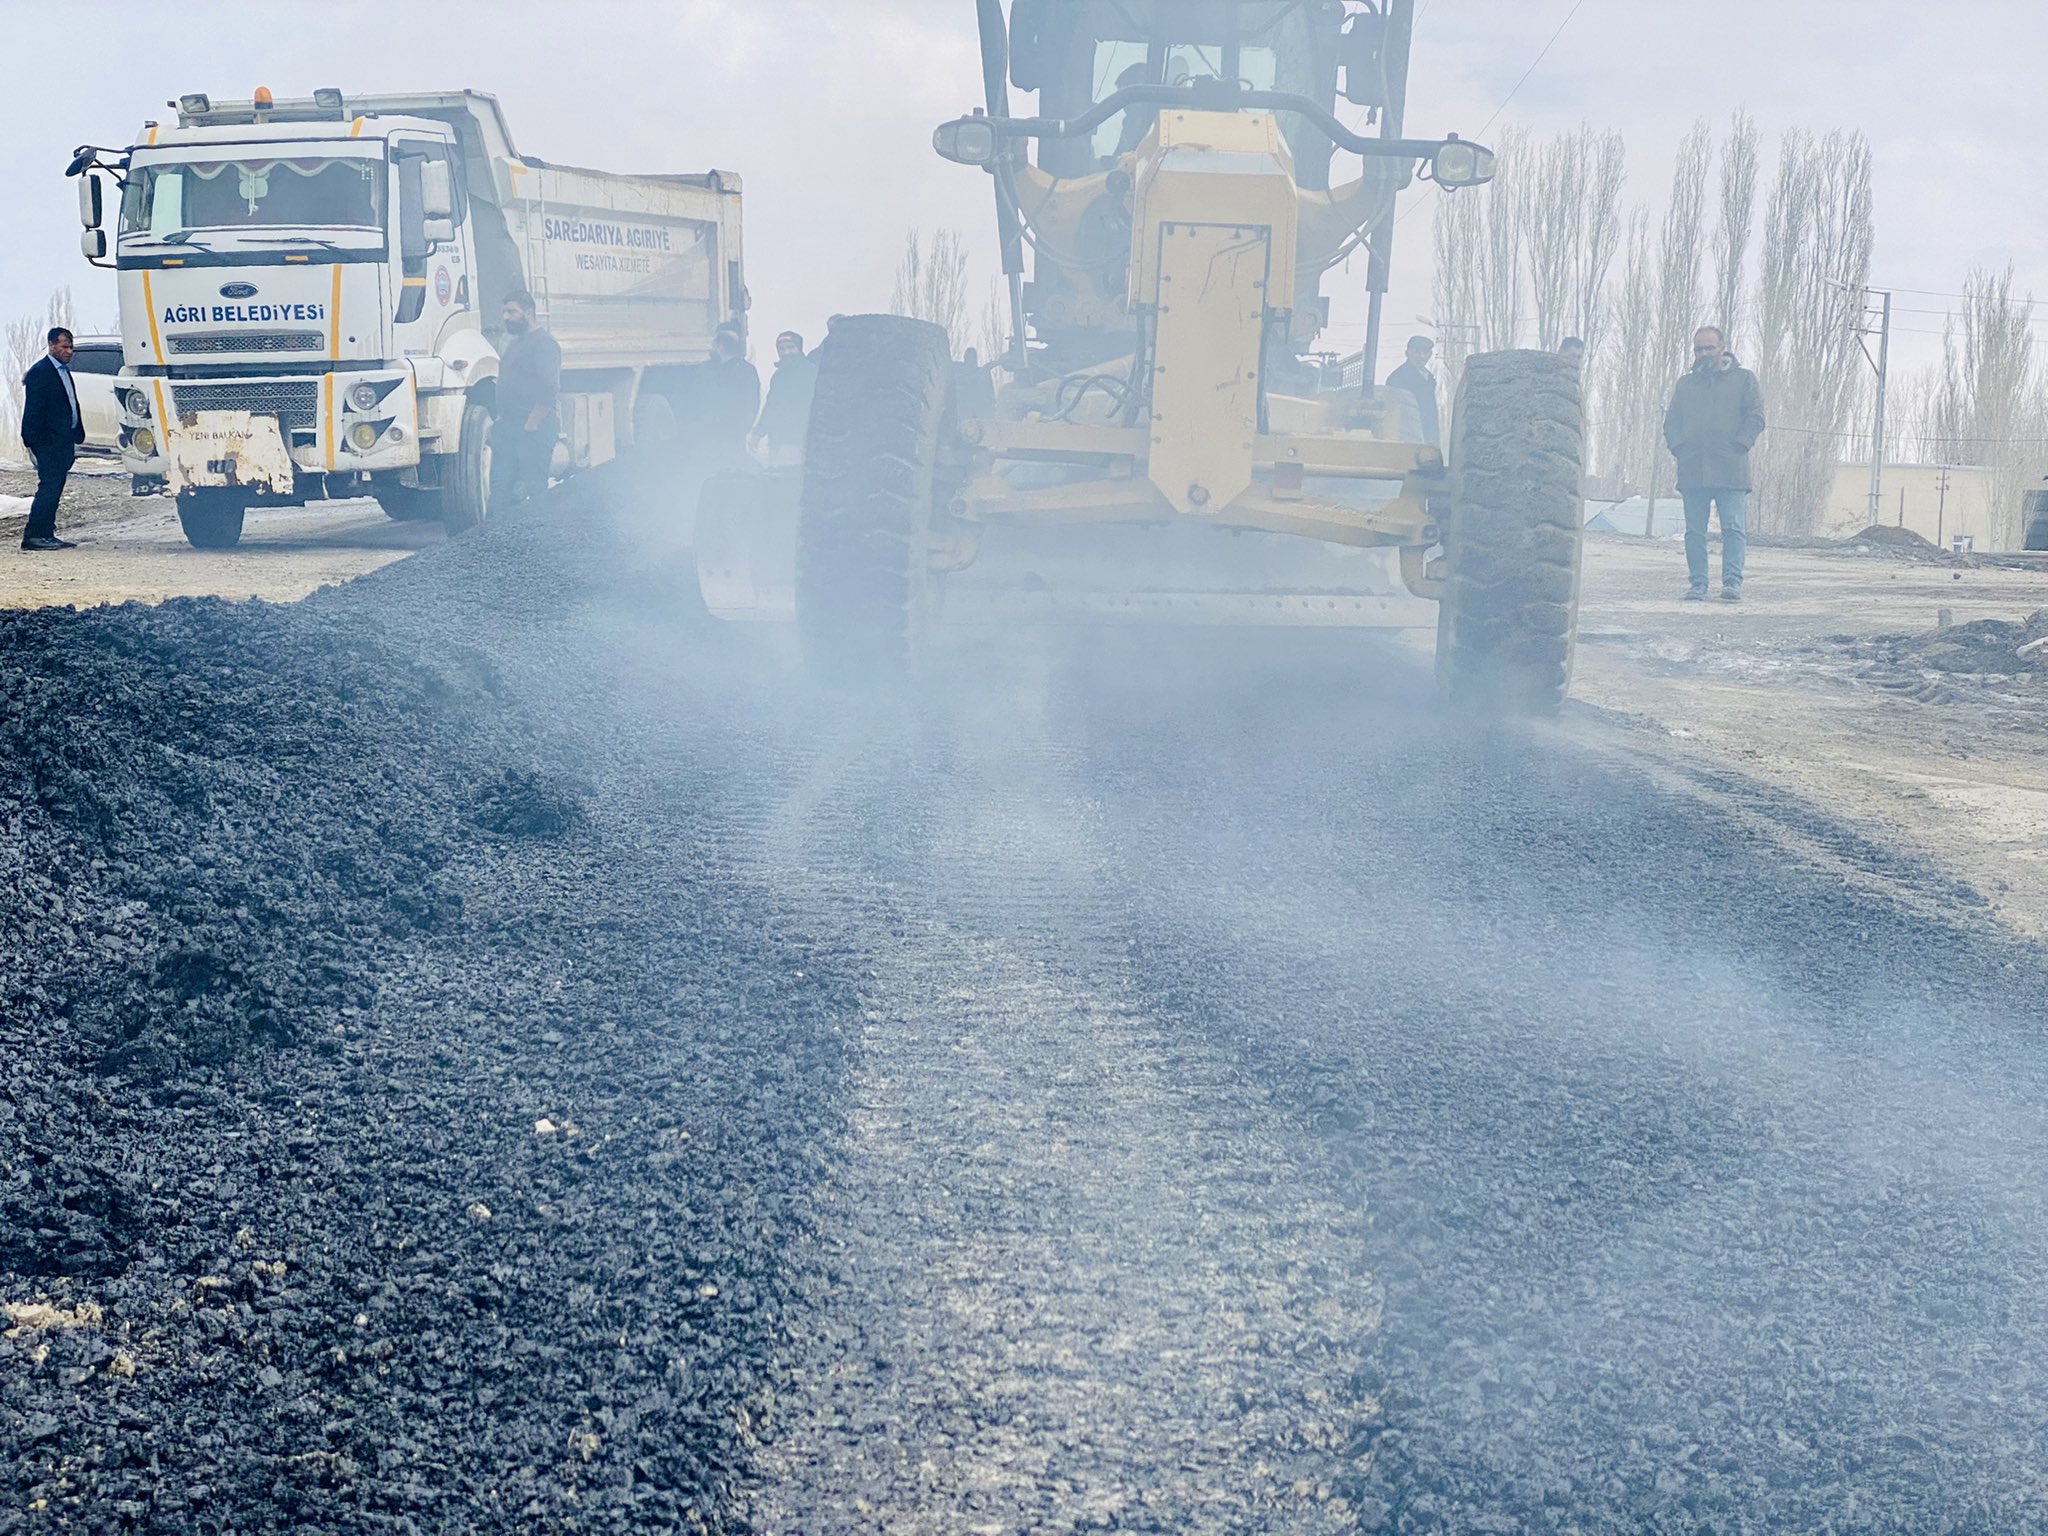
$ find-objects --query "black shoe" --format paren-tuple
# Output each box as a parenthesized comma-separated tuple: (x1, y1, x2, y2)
(1683, 585, 1708, 602)
(20, 536, 68, 552)
(1720, 585, 1743, 602)
(48, 537, 77, 549)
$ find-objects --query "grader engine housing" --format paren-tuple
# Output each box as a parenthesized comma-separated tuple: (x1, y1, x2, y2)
(1133, 110, 1298, 516)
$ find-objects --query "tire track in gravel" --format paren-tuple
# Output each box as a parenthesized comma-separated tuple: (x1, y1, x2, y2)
(736, 693, 1385, 1534)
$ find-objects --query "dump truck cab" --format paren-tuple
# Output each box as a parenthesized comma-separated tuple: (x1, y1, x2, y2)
(72, 89, 745, 549)
(101, 108, 471, 536)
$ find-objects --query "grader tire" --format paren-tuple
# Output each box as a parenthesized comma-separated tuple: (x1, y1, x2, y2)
(1438, 349, 1585, 716)
(795, 315, 954, 682)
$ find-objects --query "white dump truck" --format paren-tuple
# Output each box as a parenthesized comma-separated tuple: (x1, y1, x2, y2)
(69, 89, 744, 547)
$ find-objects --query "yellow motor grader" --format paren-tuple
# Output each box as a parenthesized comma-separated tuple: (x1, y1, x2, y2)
(699, 0, 1584, 712)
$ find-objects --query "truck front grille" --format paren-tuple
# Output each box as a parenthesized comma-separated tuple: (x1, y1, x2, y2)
(169, 331, 325, 356)
(171, 380, 321, 433)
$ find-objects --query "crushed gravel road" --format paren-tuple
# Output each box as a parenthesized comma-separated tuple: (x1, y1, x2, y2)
(6, 470, 2048, 1532)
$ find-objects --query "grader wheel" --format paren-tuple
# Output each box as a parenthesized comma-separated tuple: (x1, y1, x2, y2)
(794, 315, 955, 682)
(1437, 349, 1586, 715)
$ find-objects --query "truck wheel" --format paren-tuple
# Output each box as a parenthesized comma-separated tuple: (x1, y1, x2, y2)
(795, 315, 954, 681)
(1437, 349, 1585, 715)
(176, 490, 249, 550)
(439, 400, 493, 534)
(375, 480, 439, 522)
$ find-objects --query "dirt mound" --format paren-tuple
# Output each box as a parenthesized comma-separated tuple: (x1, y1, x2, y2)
(1864, 609, 2048, 676)
(1839, 523, 1970, 564)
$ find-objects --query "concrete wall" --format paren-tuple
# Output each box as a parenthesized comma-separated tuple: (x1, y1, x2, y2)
(1823, 462, 2001, 549)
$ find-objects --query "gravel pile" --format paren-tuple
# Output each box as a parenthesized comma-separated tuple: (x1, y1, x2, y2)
(0, 471, 851, 1532)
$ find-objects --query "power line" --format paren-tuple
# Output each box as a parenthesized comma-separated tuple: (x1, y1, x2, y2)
(1393, 0, 1585, 232)
(1476, 0, 1586, 137)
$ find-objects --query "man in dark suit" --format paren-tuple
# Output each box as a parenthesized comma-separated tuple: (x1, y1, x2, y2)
(18, 328, 84, 551)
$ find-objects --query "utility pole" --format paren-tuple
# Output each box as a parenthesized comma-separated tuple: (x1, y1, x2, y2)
(1834, 280, 1893, 527)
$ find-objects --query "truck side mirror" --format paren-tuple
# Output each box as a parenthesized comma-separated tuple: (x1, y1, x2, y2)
(419, 160, 455, 221)
(1340, 13, 1389, 109)
(422, 217, 456, 246)
(78, 172, 103, 230)
(81, 228, 107, 260)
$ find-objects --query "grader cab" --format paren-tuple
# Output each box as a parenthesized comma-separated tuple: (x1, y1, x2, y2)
(699, 0, 1585, 713)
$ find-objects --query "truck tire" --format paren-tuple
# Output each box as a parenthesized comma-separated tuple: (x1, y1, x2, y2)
(175, 490, 248, 550)
(795, 315, 955, 681)
(1436, 349, 1585, 715)
(438, 399, 493, 534)
(375, 481, 439, 522)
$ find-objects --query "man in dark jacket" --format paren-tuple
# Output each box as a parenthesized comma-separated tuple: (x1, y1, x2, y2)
(1664, 325, 1766, 601)
(1386, 335, 1439, 447)
(491, 291, 561, 510)
(698, 323, 761, 475)
(18, 327, 84, 551)
(750, 330, 817, 466)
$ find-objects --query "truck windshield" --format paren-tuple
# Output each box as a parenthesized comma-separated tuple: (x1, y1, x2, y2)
(120, 154, 386, 239)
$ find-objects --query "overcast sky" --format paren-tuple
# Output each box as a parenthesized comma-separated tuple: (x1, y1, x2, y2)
(3, 1, 2043, 385)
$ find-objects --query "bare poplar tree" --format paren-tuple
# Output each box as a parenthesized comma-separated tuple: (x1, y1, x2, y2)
(1935, 267, 2046, 545)
(1521, 125, 1626, 362)
(1429, 169, 1486, 397)
(1475, 126, 1528, 353)
(1569, 128, 1627, 355)
(1653, 121, 1712, 381)
(1887, 363, 1946, 463)
(1596, 209, 1657, 495)
(1711, 110, 1759, 345)
(1751, 128, 1875, 535)
(890, 228, 975, 351)
(1636, 121, 1713, 519)
(1, 289, 76, 463)
(1524, 133, 1584, 351)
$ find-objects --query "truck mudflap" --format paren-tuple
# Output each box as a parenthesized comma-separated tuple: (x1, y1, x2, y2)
(165, 411, 294, 497)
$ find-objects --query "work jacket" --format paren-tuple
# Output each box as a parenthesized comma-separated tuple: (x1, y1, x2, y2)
(1663, 356, 1766, 492)
(754, 354, 818, 450)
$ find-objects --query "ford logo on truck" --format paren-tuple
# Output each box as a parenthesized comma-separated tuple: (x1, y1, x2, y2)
(219, 282, 258, 299)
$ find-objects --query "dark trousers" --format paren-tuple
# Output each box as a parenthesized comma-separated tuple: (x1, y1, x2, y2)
(25, 443, 73, 544)
(489, 419, 555, 510)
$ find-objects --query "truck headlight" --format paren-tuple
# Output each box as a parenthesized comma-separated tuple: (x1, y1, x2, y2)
(131, 426, 157, 456)
(348, 421, 382, 451)
(348, 381, 382, 412)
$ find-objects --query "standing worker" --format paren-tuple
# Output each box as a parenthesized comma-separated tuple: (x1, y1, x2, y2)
(1558, 336, 1587, 372)
(491, 290, 561, 511)
(1386, 334, 1439, 448)
(751, 331, 817, 466)
(955, 347, 998, 421)
(18, 327, 83, 552)
(1663, 325, 1766, 602)
(703, 323, 762, 474)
